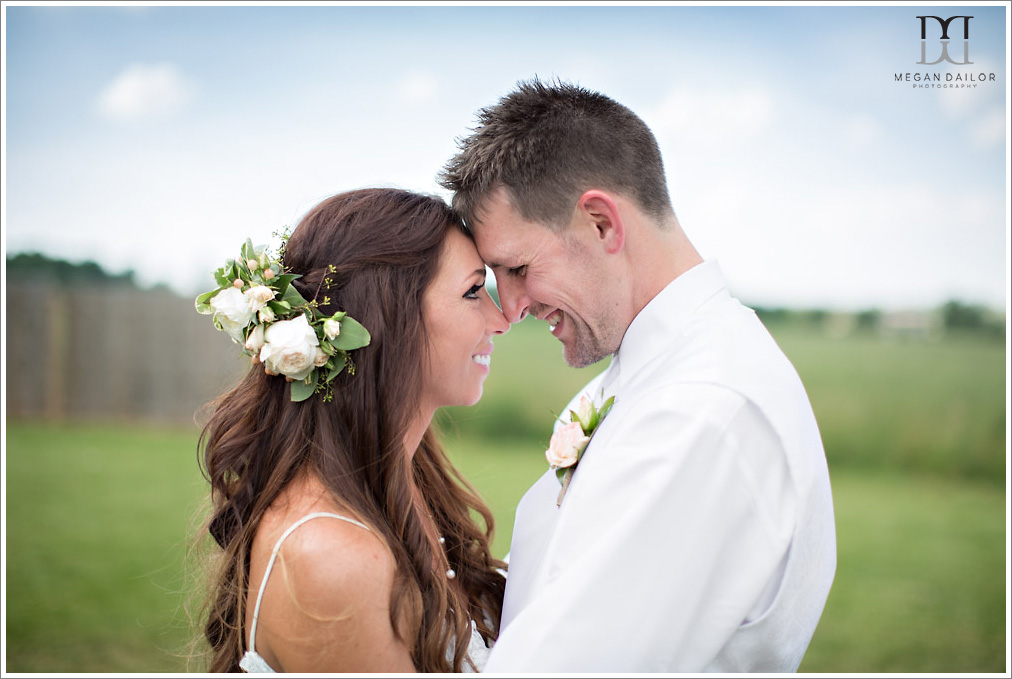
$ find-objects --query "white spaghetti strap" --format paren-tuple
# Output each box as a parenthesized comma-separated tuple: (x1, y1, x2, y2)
(247, 512, 371, 656)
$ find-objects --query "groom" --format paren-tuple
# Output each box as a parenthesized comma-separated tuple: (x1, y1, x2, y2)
(439, 79, 837, 672)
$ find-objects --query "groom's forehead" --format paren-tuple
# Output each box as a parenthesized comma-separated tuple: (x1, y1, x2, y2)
(471, 199, 552, 266)
(469, 221, 516, 267)
(471, 223, 546, 271)
(472, 231, 516, 270)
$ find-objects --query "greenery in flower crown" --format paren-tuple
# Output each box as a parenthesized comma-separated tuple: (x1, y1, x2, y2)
(195, 234, 371, 402)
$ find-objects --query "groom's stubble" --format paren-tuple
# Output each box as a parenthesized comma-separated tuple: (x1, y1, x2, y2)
(544, 304, 622, 369)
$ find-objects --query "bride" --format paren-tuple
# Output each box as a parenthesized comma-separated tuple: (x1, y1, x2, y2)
(195, 188, 510, 672)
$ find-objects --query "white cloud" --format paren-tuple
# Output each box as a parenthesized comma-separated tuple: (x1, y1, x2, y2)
(969, 107, 1006, 149)
(686, 178, 1007, 311)
(642, 86, 777, 149)
(937, 57, 1000, 119)
(8, 7, 1003, 313)
(933, 57, 1006, 150)
(95, 63, 193, 122)
(392, 70, 439, 105)
(842, 113, 885, 149)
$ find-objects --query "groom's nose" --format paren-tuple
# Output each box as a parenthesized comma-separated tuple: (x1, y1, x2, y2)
(496, 275, 530, 323)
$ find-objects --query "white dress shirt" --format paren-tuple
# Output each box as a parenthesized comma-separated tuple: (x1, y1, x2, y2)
(486, 261, 837, 673)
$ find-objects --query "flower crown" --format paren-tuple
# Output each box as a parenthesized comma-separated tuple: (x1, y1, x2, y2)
(195, 235, 371, 402)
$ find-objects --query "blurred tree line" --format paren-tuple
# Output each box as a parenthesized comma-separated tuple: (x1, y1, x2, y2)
(6, 252, 141, 287)
(4, 252, 1005, 425)
(7, 251, 1005, 338)
(751, 301, 1005, 340)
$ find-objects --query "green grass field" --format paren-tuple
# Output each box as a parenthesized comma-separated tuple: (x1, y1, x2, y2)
(4, 320, 1007, 673)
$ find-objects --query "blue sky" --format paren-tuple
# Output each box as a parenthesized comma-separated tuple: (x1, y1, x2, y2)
(3, 2, 1008, 311)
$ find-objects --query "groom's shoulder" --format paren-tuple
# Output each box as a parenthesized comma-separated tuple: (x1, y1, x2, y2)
(635, 308, 796, 393)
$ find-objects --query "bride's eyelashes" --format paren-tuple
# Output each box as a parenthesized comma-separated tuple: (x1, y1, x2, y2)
(464, 281, 485, 299)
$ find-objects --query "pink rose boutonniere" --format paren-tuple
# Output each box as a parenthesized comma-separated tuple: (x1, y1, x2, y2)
(546, 391, 615, 506)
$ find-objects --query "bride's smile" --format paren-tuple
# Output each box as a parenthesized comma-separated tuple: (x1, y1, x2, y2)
(419, 227, 509, 413)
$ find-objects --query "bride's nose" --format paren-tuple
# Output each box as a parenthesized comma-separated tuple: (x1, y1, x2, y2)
(482, 294, 510, 335)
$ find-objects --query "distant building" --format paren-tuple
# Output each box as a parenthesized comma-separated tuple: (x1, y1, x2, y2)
(877, 309, 943, 342)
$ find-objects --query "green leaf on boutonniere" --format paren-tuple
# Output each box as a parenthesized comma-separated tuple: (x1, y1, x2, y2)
(598, 395, 615, 422)
(571, 408, 592, 434)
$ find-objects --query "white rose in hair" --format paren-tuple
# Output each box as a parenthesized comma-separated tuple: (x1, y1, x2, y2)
(259, 315, 320, 381)
(210, 287, 254, 343)
(245, 285, 275, 313)
(245, 324, 266, 354)
(323, 317, 342, 340)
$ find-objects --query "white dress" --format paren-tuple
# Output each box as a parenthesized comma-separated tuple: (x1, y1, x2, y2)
(238, 512, 492, 673)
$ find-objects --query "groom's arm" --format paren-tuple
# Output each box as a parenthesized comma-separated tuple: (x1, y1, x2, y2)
(486, 384, 795, 672)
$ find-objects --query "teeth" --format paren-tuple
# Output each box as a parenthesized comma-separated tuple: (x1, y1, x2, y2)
(473, 354, 491, 366)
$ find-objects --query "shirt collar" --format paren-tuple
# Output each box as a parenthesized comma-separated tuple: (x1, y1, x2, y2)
(608, 260, 728, 392)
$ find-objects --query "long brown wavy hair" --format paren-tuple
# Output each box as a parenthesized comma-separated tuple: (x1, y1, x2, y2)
(196, 188, 506, 672)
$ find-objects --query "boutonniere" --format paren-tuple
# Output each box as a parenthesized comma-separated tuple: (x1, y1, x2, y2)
(545, 391, 615, 507)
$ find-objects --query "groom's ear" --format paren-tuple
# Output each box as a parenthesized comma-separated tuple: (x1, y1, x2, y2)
(575, 190, 625, 255)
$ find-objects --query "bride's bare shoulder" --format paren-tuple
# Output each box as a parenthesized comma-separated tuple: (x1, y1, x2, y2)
(275, 509, 393, 590)
(258, 472, 394, 597)
(250, 474, 412, 672)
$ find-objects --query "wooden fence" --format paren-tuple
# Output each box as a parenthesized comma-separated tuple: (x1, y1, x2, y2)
(5, 283, 248, 424)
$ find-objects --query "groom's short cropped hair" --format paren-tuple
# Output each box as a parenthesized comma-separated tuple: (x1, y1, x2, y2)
(439, 77, 674, 231)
